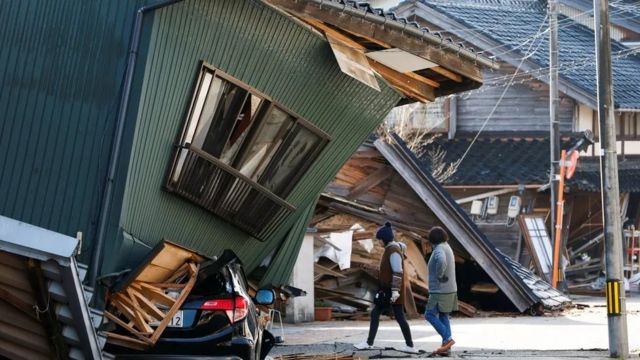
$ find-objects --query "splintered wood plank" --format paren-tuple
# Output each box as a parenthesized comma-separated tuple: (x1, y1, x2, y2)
(136, 242, 205, 283)
(150, 263, 199, 343)
(164, 263, 190, 283)
(132, 282, 176, 307)
(301, 17, 366, 51)
(404, 239, 428, 284)
(147, 283, 187, 289)
(368, 59, 436, 101)
(431, 66, 463, 82)
(104, 311, 153, 344)
(128, 288, 165, 321)
(403, 70, 440, 88)
(115, 293, 153, 324)
(314, 263, 347, 279)
(111, 295, 153, 334)
(346, 166, 393, 200)
(106, 332, 150, 351)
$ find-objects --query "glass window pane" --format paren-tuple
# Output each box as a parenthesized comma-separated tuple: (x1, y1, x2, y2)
(237, 106, 294, 179)
(184, 72, 214, 145)
(259, 124, 324, 197)
(192, 75, 224, 148)
(219, 94, 264, 165)
(200, 81, 249, 158)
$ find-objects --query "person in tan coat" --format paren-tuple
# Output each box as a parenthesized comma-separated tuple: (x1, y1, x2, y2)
(354, 222, 418, 354)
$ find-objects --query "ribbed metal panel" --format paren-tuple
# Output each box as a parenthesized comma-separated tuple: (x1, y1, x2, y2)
(259, 198, 317, 287)
(0, 252, 51, 359)
(118, 0, 401, 271)
(0, 0, 139, 259)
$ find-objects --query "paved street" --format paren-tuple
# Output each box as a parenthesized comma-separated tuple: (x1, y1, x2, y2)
(270, 295, 640, 358)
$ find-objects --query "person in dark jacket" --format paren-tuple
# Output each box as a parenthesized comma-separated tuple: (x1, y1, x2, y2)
(354, 222, 418, 354)
(425, 226, 457, 354)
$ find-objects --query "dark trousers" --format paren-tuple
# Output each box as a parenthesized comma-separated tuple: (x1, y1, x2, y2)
(366, 303, 413, 347)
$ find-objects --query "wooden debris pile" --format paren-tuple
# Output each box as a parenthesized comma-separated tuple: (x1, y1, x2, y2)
(313, 214, 430, 319)
(104, 241, 205, 350)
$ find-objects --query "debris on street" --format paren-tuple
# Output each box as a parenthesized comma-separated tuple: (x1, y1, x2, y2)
(103, 241, 205, 350)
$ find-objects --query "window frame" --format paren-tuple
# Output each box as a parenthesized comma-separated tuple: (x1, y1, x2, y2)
(170, 63, 331, 199)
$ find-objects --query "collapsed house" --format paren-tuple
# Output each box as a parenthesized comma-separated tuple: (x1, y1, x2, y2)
(302, 134, 570, 319)
(389, 0, 640, 293)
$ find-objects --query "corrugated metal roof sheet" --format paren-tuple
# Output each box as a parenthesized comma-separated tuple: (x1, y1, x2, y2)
(259, 198, 318, 287)
(0, 215, 107, 359)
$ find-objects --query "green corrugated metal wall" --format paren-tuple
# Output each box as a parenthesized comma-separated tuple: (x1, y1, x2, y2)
(118, 0, 402, 272)
(259, 197, 317, 287)
(0, 0, 141, 261)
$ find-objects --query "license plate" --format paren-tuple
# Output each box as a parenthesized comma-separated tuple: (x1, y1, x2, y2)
(151, 310, 184, 328)
(167, 311, 184, 328)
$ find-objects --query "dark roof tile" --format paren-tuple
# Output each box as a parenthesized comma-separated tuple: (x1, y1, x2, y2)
(416, 133, 640, 192)
(414, 0, 640, 109)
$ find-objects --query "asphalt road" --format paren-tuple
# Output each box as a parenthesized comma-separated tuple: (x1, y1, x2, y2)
(269, 295, 640, 359)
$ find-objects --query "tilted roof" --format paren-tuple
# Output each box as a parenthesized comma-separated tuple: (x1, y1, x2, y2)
(402, 0, 640, 109)
(376, 134, 571, 312)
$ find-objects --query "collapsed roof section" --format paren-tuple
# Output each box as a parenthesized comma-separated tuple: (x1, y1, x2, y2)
(264, 0, 497, 102)
(375, 134, 571, 312)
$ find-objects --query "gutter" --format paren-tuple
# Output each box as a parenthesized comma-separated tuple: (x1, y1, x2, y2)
(89, 0, 185, 287)
(300, 0, 498, 69)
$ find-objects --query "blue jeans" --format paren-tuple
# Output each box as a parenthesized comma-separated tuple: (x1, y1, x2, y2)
(425, 306, 452, 344)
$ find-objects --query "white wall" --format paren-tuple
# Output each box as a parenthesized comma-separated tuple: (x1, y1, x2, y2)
(285, 233, 315, 323)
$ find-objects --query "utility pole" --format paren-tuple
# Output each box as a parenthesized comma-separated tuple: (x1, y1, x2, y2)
(593, 0, 629, 357)
(549, 0, 562, 289)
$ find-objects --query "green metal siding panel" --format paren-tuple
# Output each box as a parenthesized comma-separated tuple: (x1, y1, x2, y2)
(259, 197, 317, 287)
(119, 0, 401, 270)
(0, 0, 140, 260)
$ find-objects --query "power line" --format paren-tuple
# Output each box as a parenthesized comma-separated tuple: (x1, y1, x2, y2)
(456, 13, 550, 166)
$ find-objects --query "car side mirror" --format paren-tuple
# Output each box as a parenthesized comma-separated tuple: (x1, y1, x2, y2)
(255, 289, 276, 305)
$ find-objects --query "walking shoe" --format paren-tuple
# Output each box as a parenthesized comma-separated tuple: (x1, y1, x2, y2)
(397, 345, 420, 354)
(354, 341, 375, 350)
(434, 339, 455, 354)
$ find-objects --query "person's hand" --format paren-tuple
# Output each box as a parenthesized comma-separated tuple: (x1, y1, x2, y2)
(391, 290, 400, 303)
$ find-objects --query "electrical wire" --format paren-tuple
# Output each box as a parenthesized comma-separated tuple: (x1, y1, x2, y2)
(456, 13, 551, 166)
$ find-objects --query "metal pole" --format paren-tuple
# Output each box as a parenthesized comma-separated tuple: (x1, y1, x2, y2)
(593, 0, 629, 356)
(549, 0, 561, 288)
(552, 150, 566, 288)
(88, 0, 185, 288)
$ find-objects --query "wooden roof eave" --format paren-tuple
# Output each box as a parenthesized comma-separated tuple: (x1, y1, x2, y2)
(264, 0, 496, 85)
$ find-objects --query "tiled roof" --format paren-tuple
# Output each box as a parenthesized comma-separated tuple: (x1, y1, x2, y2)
(417, 134, 552, 185)
(382, 133, 572, 311)
(305, 0, 495, 65)
(416, 133, 640, 192)
(414, 0, 640, 109)
(497, 248, 572, 310)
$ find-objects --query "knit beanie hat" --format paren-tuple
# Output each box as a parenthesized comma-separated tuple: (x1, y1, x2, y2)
(376, 222, 394, 244)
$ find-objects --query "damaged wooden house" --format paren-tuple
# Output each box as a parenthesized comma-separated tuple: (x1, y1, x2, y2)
(0, 0, 493, 294)
(386, 0, 640, 292)
(288, 134, 570, 322)
(0, 1, 499, 349)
